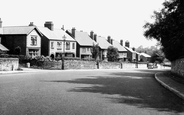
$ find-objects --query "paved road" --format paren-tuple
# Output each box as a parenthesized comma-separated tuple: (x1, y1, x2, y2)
(0, 69, 184, 115)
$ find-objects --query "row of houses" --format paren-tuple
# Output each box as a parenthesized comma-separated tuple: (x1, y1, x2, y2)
(0, 19, 150, 62)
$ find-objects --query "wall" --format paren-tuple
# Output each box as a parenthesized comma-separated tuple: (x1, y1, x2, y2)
(64, 60, 96, 69)
(99, 62, 121, 69)
(0, 58, 19, 71)
(171, 58, 184, 78)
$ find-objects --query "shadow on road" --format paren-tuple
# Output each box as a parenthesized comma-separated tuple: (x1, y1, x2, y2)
(43, 70, 184, 113)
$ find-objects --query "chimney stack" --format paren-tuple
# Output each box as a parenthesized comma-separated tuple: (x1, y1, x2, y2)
(0, 18, 2, 28)
(90, 31, 94, 40)
(44, 21, 54, 31)
(107, 36, 111, 43)
(120, 40, 123, 46)
(94, 34, 97, 42)
(111, 39, 113, 45)
(125, 41, 130, 48)
(72, 27, 76, 38)
(29, 22, 34, 26)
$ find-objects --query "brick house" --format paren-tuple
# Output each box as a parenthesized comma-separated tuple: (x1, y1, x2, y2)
(66, 28, 96, 59)
(89, 31, 112, 61)
(124, 41, 137, 62)
(1, 25, 42, 57)
(37, 22, 77, 58)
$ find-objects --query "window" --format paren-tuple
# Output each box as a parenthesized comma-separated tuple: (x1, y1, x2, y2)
(87, 48, 89, 52)
(31, 35, 37, 46)
(72, 43, 75, 49)
(29, 49, 39, 57)
(82, 48, 86, 53)
(66, 42, 70, 50)
(51, 42, 54, 49)
(57, 42, 62, 50)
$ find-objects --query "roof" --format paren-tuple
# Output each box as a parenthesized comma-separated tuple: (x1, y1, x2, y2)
(0, 44, 9, 51)
(112, 40, 127, 52)
(124, 46, 136, 53)
(96, 36, 112, 49)
(75, 30, 96, 46)
(140, 52, 151, 57)
(2, 26, 36, 35)
(37, 27, 75, 41)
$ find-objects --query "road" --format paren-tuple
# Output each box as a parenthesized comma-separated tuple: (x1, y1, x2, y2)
(0, 69, 184, 115)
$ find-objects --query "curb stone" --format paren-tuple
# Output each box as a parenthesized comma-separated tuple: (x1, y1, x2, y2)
(155, 72, 184, 100)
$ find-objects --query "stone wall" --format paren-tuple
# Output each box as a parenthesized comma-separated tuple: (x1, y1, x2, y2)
(64, 60, 96, 69)
(0, 58, 19, 71)
(171, 58, 184, 78)
(99, 62, 121, 69)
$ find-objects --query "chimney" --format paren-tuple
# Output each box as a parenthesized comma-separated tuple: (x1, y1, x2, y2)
(29, 22, 34, 26)
(44, 21, 54, 31)
(107, 36, 111, 43)
(132, 47, 135, 51)
(120, 40, 123, 46)
(0, 18, 2, 28)
(72, 27, 76, 38)
(61, 25, 65, 30)
(90, 31, 94, 40)
(111, 39, 113, 45)
(125, 41, 130, 48)
(94, 34, 97, 41)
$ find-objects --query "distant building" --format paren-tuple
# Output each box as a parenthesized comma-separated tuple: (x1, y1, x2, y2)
(140, 52, 151, 62)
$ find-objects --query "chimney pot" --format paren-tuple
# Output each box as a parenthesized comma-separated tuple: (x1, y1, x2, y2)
(0, 18, 2, 28)
(29, 22, 34, 26)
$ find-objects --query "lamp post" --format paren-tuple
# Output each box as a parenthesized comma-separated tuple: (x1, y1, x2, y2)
(62, 35, 66, 70)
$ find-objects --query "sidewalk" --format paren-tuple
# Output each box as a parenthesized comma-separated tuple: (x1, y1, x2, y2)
(155, 71, 184, 100)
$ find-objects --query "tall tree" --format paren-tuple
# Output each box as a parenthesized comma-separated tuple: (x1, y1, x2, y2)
(144, 0, 184, 61)
(91, 44, 101, 61)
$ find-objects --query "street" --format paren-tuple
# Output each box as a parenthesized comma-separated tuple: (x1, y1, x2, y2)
(0, 69, 184, 115)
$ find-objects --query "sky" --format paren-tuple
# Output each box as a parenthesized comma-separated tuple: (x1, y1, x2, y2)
(0, 0, 165, 48)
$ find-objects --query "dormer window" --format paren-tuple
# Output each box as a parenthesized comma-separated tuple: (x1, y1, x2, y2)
(31, 35, 37, 46)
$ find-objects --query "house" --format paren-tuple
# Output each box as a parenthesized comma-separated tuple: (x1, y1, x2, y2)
(0, 22, 42, 57)
(89, 31, 112, 61)
(124, 41, 137, 62)
(66, 28, 96, 59)
(140, 52, 151, 62)
(37, 22, 77, 58)
(107, 37, 127, 61)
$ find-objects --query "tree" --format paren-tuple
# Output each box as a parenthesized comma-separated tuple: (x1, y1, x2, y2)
(150, 49, 165, 64)
(144, 0, 184, 61)
(91, 44, 101, 61)
(107, 46, 119, 62)
(15, 46, 21, 55)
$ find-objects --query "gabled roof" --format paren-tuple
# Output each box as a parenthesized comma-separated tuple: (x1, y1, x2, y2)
(75, 30, 96, 46)
(37, 27, 75, 41)
(124, 46, 136, 53)
(2, 26, 36, 35)
(96, 36, 112, 49)
(140, 52, 151, 57)
(0, 44, 9, 51)
(112, 40, 127, 52)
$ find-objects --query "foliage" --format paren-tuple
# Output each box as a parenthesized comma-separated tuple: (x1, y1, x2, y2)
(136, 45, 158, 56)
(150, 49, 165, 63)
(107, 46, 119, 62)
(14, 46, 21, 55)
(91, 44, 101, 61)
(143, 0, 184, 61)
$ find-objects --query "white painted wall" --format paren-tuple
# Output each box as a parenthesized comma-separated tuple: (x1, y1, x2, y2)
(27, 30, 41, 47)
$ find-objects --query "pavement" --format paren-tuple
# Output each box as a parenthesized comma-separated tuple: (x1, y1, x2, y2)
(0, 67, 184, 101)
(155, 71, 184, 100)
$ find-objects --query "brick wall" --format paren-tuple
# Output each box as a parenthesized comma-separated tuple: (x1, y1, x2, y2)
(64, 60, 96, 69)
(0, 58, 19, 71)
(171, 58, 184, 78)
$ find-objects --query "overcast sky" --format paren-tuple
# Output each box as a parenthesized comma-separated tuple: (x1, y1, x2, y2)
(0, 0, 165, 48)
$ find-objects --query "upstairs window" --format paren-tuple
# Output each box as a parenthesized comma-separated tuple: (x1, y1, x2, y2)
(66, 42, 70, 50)
(31, 35, 37, 46)
(57, 42, 62, 50)
(72, 43, 75, 49)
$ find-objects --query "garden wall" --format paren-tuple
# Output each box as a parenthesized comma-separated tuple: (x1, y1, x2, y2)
(0, 58, 19, 71)
(171, 58, 184, 78)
